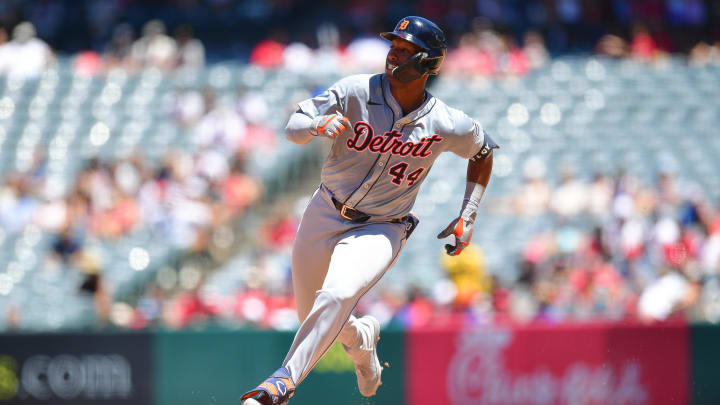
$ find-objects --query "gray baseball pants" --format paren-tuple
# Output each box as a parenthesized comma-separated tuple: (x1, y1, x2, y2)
(281, 185, 407, 384)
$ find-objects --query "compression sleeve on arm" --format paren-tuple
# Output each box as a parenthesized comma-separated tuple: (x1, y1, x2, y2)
(460, 181, 486, 223)
(285, 111, 316, 145)
(459, 151, 493, 224)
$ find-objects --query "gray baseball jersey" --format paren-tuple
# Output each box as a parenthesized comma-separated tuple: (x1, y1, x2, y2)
(279, 73, 498, 386)
(298, 73, 496, 220)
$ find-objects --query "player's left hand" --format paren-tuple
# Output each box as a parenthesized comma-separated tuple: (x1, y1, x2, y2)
(437, 216, 473, 256)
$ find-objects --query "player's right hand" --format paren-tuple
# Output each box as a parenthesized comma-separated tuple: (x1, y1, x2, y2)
(311, 112, 351, 138)
(437, 216, 473, 256)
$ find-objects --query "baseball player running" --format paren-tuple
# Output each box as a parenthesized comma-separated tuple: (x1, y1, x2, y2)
(241, 16, 497, 405)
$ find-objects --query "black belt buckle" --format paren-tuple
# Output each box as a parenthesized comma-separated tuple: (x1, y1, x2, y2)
(340, 205, 354, 221)
(332, 197, 370, 222)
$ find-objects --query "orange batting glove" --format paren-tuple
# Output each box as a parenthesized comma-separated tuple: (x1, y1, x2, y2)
(437, 216, 473, 256)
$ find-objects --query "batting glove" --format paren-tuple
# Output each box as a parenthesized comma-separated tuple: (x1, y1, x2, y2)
(437, 217, 473, 256)
(311, 112, 350, 138)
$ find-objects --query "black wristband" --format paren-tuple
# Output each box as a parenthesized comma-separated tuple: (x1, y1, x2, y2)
(470, 131, 499, 161)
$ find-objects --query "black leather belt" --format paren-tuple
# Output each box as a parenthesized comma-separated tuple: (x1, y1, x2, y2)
(332, 197, 371, 222)
(331, 197, 405, 224)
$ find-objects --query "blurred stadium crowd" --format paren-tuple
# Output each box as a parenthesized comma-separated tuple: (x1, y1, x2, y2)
(1, 1, 720, 332)
(1, 0, 720, 56)
(2, 0, 720, 75)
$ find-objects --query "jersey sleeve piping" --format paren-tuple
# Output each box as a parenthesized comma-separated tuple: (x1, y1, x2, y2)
(329, 89, 344, 113)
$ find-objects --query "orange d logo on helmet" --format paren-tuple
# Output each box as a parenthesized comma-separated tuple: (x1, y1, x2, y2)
(398, 20, 409, 30)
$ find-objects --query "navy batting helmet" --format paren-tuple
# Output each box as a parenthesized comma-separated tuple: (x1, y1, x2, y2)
(380, 16, 447, 75)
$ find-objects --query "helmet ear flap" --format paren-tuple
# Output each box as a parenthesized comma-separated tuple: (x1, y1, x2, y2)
(423, 55, 444, 75)
(391, 52, 429, 83)
(392, 51, 445, 82)
(423, 47, 445, 75)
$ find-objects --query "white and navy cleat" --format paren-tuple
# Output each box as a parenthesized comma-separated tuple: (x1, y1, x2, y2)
(345, 315, 383, 397)
(241, 367, 295, 405)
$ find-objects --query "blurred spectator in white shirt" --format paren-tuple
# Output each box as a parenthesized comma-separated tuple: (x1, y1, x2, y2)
(344, 35, 388, 74)
(0, 22, 54, 79)
(0, 175, 37, 234)
(595, 34, 629, 57)
(131, 19, 178, 70)
(587, 173, 613, 219)
(237, 91, 268, 126)
(513, 157, 551, 216)
(551, 166, 588, 218)
(313, 23, 342, 75)
(171, 88, 206, 129)
(174, 24, 205, 70)
(282, 42, 313, 73)
(192, 88, 246, 157)
(702, 230, 720, 274)
(236, 90, 276, 150)
(0, 27, 9, 74)
(689, 41, 715, 66)
(638, 269, 697, 322)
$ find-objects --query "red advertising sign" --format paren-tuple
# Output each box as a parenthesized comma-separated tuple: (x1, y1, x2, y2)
(407, 322, 689, 405)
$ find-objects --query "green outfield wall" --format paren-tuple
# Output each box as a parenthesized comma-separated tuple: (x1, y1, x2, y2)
(1, 323, 719, 405)
(153, 328, 405, 405)
(690, 323, 720, 405)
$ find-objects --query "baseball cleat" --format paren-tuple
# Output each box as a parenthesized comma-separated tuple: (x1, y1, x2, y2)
(241, 367, 295, 405)
(345, 315, 383, 397)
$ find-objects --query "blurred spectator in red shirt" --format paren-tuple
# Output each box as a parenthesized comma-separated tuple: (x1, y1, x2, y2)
(630, 23, 659, 61)
(250, 39, 285, 68)
(250, 28, 287, 69)
(260, 203, 299, 251)
(170, 286, 214, 328)
(444, 32, 496, 77)
(395, 286, 434, 328)
(221, 154, 261, 215)
(501, 35, 529, 77)
(73, 50, 104, 76)
(523, 30, 549, 69)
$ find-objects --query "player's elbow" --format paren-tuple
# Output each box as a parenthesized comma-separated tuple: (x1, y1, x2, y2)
(285, 127, 313, 145)
(285, 113, 315, 145)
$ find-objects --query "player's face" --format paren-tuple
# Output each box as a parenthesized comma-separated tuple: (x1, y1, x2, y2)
(386, 38, 423, 75)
